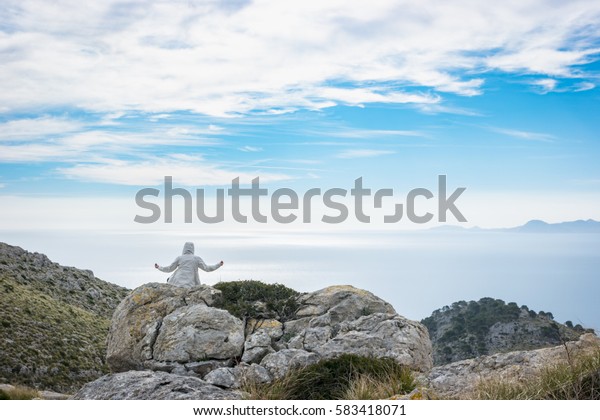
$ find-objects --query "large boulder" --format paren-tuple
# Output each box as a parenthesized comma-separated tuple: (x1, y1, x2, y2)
(281, 285, 432, 374)
(72, 370, 241, 400)
(425, 333, 600, 398)
(106, 283, 230, 372)
(153, 305, 244, 362)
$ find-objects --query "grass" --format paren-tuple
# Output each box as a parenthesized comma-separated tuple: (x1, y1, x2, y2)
(0, 385, 40, 400)
(242, 354, 416, 400)
(0, 275, 112, 393)
(473, 348, 600, 399)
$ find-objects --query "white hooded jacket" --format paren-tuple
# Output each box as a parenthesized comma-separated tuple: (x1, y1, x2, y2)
(157, 242, 221, 288)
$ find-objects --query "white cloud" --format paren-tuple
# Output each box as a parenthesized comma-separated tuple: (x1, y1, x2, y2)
(573, 82, 596, 92)
(314, 128, 427, 139)
(57, 156, 291, 186)
(0, 116, 83, 141)
(531, 78, 558, 94)
(239, 146, 263, 152)
(489, 127, 555, 142)
(0, 1, 598, 116)
(0, 123, 221, 163)
(336, 149, 395, 159)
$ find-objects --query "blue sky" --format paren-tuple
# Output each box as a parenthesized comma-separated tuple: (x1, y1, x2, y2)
(1, 1, 600, 325)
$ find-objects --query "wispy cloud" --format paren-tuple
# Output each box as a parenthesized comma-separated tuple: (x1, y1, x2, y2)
(336, 149, 395, 159)
(1, 1, 598, 116)
(0, 118, 223, 163)
(238, 146, 263, 152)
(573, 82, 596, 92)
(531, 78, 558, 94)
(312, 128, 427, 139)
(530, 79, 596, 94)
(0, 116, 83, 141)
(57, 156, 291, 186)
(489, 127, 555, 142)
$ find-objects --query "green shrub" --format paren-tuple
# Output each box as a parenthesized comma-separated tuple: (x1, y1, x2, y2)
(213, 280, 299, 321)
(244, 354, 415, 400)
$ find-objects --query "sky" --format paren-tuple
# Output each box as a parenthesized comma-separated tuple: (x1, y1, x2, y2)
(1, 1, 600, 328)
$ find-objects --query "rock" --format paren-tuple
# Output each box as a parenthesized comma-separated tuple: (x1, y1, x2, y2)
(104, 281, 432, 392)
(185, 360, 233, 377)
(307, 313, 432, 371)
(245, 318, 284, 339)
(38, 390, 71, 400)
(203, 364, 273, 389)
(204, 368, 241, 389)
(282, 286, 432, 372)
(294, 285, 396, 320)
(241, 364, 272, 384)
(260, 349, 321, 379)
(425, 333, 600, 398)
(242, 330, 274, 364)
(106, 283, 225, 372)
(153, 305, 244, 362)
(72, 371, 241, 400)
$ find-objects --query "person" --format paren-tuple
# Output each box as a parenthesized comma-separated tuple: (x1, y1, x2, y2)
(154, 242, 223, 288)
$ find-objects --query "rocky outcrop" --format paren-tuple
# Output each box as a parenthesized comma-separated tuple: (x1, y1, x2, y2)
(422, 298, 586, 365)
(281, 286, 432, 375)
(0, 242, 129, 318)
(424, 333, 600, 398)
(98, 282, 432, 399)
(106, 283, 226, 372)
(72, 371, 241, 400)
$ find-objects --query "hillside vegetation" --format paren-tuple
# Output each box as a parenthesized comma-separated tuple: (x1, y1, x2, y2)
(0, 242, 129, 392)
(422, 297, 589, 365)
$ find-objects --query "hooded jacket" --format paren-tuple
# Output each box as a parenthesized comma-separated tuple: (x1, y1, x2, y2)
(157, 242, 221, 288)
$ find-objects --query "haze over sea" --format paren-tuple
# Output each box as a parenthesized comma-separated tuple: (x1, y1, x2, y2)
(2, 227, 598, 332)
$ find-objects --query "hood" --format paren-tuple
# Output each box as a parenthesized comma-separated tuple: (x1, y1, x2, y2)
(182, 242, 195, 255)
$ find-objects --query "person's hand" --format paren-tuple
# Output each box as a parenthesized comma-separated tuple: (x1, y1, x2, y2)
(220, 261, 224, 266)
(154, 263, 159, 269)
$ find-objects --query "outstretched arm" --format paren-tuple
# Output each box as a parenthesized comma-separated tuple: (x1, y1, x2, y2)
(155, 257, 180, 273)
(198, 258, 224, 272)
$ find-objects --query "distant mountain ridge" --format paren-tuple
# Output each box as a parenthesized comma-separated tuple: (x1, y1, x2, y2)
(507, 219, 600, 233)
(0, 242, 130, 392)
(429, 219, 600, 233)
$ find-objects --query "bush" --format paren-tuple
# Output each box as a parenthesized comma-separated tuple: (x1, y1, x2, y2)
(244, 354, 415, 400)
(213, 280, 299, 321)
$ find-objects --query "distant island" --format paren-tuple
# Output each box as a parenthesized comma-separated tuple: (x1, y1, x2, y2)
(429, 219, 600, 234)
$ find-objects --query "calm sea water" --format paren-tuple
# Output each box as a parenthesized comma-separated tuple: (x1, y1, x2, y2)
(3, 230, 599, 331)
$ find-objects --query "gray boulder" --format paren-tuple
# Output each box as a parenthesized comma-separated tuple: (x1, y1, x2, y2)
(153, 305, 244, 362)
(294, 285, 396, 320)
(203, 367, 241, 389)
(260, 349, 320, 379)
(282, 285, 432, 372)
(308, 312, 432, 371)
(106, 283, 226, 372)
(242, 330, 274, 364)
(72, 370, 242, 400)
